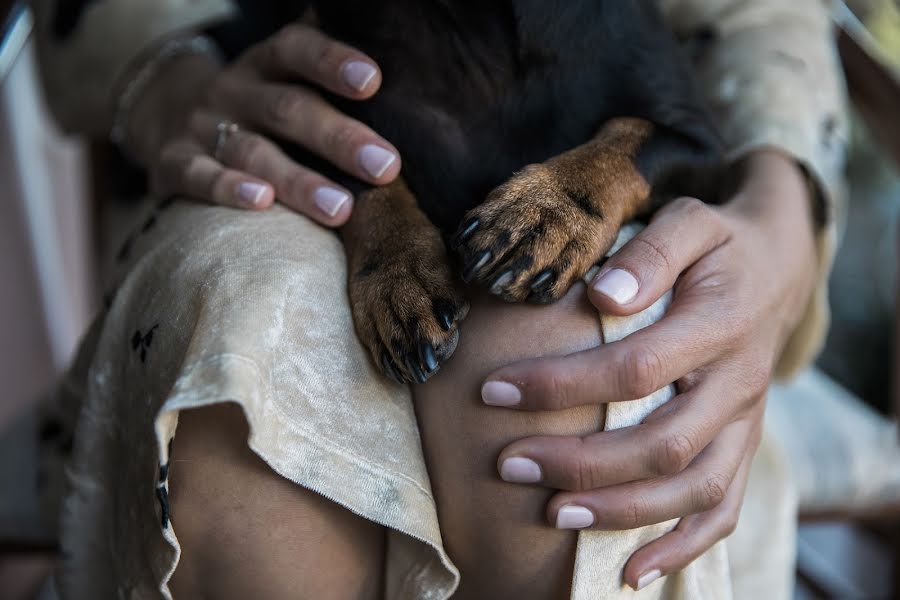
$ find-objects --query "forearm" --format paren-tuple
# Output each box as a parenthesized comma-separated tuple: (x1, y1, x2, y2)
(124, 51, 221, 166)
(31, 0, 235, 136)
(660, 0, 848, 376)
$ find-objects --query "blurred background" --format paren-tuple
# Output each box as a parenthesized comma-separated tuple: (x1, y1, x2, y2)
(0, 0, 899, 599)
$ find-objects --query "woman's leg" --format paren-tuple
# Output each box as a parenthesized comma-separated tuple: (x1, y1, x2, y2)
(414, 284, 605, 599)
(167, 403, 386, 600)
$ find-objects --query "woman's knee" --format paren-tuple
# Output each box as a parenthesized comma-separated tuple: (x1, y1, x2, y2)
(167, 403, 385, 600)
(413, 284, 605, 598)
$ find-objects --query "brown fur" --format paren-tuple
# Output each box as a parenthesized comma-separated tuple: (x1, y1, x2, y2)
(344, 118, 655, 382)
(343, 179, 470, 383)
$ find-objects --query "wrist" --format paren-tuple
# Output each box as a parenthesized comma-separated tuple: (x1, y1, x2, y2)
(115, 39, 223, 165)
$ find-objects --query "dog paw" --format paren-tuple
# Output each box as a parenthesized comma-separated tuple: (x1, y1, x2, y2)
(349, 231, 469, 384)
(452, 161, 626, 303)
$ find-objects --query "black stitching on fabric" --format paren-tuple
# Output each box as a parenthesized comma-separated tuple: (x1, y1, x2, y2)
(156, 485, 170, 529)
(131, 324, 159, 363)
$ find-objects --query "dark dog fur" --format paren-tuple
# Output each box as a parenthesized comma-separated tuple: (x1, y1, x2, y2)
(243, 0, 724, 383)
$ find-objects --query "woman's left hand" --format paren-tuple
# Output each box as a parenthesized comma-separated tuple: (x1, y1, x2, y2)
(480, 151, 819, 590)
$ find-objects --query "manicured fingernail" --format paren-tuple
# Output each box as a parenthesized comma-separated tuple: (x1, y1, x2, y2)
(555, 505, 594, 529)
(313, 186, 350, 217)
(482, 381, 521, 407)
(237, 182, 267, 206)
(593, 269, 639, 305)
(359, 144, 397, 179)
(500, 457, 542, 483)
(341, 60, 377, 92)
(636, 570, 662, 591)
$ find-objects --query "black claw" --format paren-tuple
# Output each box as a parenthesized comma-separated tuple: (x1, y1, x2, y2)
(433, 299, 456, 331)
(419, 341, 439, 373)
(405, 355, 428, 384)
(451, 218, 481, 249)
(462, 251, 492, 282)
(381, 353, 406, 384)
(529, 270, 557, 293)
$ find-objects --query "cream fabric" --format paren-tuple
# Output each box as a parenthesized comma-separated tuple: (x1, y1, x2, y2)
(56, 206, 741, 599)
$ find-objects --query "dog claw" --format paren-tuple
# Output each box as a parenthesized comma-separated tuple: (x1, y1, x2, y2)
(462, 251, 492, 282)
(490, 271, 515, 295)
(529, 270, 557, 293)
(419, 341, 439, 373)
(433, 299, 457, 331)
(451, 218, 481, 249)
(381, 353, 406, 384)
(405, 355, 428, 384)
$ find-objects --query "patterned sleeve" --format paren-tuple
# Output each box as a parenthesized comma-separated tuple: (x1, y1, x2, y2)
(31, 0, 237, 135)
(659, 0, 850, 378)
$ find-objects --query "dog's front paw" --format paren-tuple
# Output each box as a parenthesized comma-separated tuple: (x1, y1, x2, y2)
(452, 160, 626, 303)
(349, 230, 469, 384)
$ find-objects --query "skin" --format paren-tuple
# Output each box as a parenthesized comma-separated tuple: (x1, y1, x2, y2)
(129, 23, 819, 593)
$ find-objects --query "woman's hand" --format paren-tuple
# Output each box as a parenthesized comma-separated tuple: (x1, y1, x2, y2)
(480, 151, 819, 590)
(125, 24, 401, 226)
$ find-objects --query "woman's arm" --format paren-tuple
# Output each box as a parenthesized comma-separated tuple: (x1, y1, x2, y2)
(660, 0, 849, 376)
(31, 1, 402, 226)
(484, 0, 849, 590)
(31, 0, 235, 136)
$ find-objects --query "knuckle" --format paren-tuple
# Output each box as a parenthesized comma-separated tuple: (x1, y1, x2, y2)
(572, 444, 602, 491)
(233, 135, 268, 170)
(697, 473, 729, 511)
(719, 511, 740, 539)
(623, 498, 650, 529)
(619, 347, 666, 399)
(536, 365, 580, 412)
(631, 234, 676, 273)
(672, 196, 708, 218)
(281, 168, 314, 204)
(652, 432, 696, 476)
(264, 88, 306, 126)
(321, 123, 359, 157)
(313, 38, 348, 74)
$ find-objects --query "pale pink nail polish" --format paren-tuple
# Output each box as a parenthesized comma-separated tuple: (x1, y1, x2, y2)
(482, 381, 521, 407)
(555, 505, 595, 529)
(500, 457, 542, 483)
(359, 145, 397, 179)
(341, 60, 377, 92)
(313, 187, 350, 217)
(593, 269, 639, 305)
(636, 570, 662, 591)
(237, 182, 267, 206)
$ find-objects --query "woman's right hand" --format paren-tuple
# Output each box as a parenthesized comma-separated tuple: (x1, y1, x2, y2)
(125, 23, 401, 226)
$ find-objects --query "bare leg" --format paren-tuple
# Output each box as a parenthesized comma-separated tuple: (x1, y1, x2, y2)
(414, 284, 605, 599)
(167, 404, 386, 600)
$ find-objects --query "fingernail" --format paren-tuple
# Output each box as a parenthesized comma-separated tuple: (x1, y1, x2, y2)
(359, 144, 397, 179)
(313, 186, 350, 217)
(636, 570, 662, 591)
(482, 381, 521, 407)
(341, 60, 377, 92)
(555, 505, 594, 529)
(593, 269, 639, 305)
(237, 182, 267, 206)
(500, 457, 542, 483)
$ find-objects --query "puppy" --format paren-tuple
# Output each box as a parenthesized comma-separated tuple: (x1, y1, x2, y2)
(289, 0, 723, 383)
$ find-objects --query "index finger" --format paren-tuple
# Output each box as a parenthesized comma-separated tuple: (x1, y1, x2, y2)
(248, 23, 382, 99)
(481, 296, 735, 411)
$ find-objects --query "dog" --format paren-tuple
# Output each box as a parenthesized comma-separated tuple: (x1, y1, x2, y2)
(281, 0, 723, 383)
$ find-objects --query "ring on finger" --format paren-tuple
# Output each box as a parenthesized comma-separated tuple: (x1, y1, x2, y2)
(214, 120, 241, 162)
